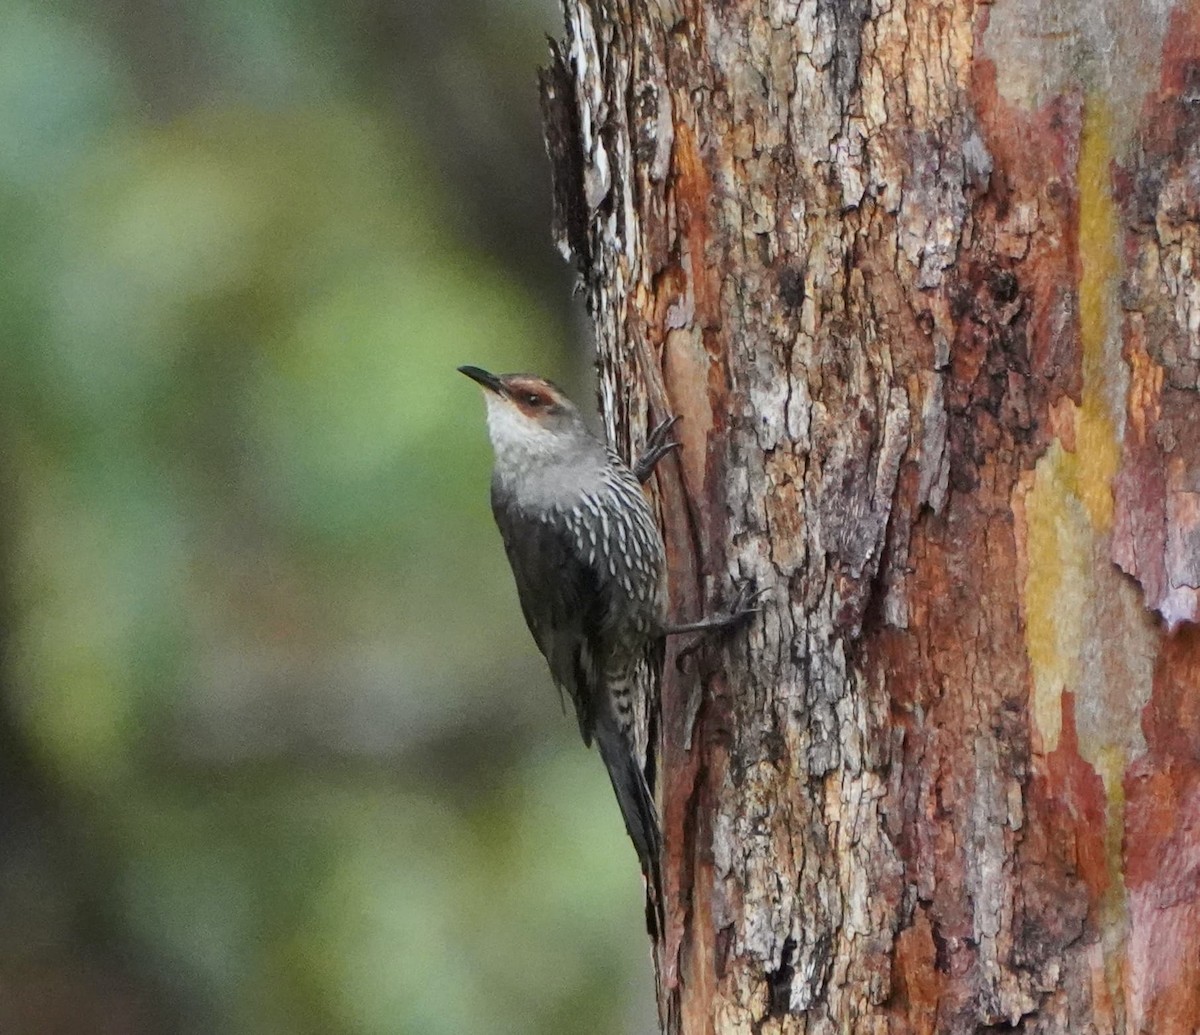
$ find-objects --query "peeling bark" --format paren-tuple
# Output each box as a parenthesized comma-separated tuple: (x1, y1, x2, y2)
(541, 2, 1200, 1032)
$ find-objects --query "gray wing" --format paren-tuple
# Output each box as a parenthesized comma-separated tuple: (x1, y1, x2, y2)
(491, 484, 608, 746)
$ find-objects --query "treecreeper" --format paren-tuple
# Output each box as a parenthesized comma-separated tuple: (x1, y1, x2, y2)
(459, 365, 757, 878)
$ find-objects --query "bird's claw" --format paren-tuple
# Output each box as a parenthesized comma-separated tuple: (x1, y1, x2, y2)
(647, 414, 681, 452)
(668, 579, 765, 670)
(726, 580, 768, 622)
(634, 415, 682, 483)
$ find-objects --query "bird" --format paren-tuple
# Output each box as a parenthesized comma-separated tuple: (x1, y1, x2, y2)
(459, 365, 755, 874)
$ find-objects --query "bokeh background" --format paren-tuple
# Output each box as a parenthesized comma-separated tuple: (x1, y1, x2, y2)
(0, 1, 655, 1032)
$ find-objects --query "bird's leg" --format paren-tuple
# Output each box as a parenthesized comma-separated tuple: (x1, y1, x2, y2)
(663, 581, 764, 669)
(633, 415, 682, 484)
(661, 579, 763, 637)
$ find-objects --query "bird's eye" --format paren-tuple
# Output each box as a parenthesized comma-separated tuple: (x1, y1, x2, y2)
(525, 393, 543, 408)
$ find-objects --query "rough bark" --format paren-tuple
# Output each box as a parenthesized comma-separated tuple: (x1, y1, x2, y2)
(543, 1, 1200, 1033)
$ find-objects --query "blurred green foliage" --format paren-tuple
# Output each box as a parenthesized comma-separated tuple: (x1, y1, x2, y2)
(0, 1, 653, 1032)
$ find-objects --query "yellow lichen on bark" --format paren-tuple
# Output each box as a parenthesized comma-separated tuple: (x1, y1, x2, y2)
(1075, 98, 1123, 532)
(1015, 93, 1161, 1027)
(1018, 96, 1127, 754)
(1017, 448, 1089, 755)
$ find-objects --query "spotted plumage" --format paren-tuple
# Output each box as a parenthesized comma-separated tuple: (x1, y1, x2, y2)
(460, 366, 667, 869)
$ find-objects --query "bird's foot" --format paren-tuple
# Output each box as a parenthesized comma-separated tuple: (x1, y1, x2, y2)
(667, 580, 764, 669)
(633, 415, 681, 484)
(662, 579, 764, 638)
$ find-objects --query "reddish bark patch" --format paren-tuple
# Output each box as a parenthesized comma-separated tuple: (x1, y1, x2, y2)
(1161, 5, 1200, 96)
(1125, 627, 1200, 1032)
(671, 120, 719, 330)
(1011, 695, 1102, 982)
(1043, 694, 1110, 903)
(970, 59, 1084, 417)
(890, 907, 942, 1035)
(655, 94, 741, 1015)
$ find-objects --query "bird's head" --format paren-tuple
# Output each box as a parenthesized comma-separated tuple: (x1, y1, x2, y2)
(458, 365, 592, 466)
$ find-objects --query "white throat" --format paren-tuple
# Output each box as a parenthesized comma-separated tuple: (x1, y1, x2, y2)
(484, 394, 563, 475)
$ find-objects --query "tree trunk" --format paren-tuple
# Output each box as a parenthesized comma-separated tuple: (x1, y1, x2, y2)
(542, 1, 1200, 1033)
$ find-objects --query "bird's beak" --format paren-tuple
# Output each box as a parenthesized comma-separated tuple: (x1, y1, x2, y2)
(458, 365, 505, 395)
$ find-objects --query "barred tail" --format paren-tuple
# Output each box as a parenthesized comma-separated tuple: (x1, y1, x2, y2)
(595, 721, 661, 874)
